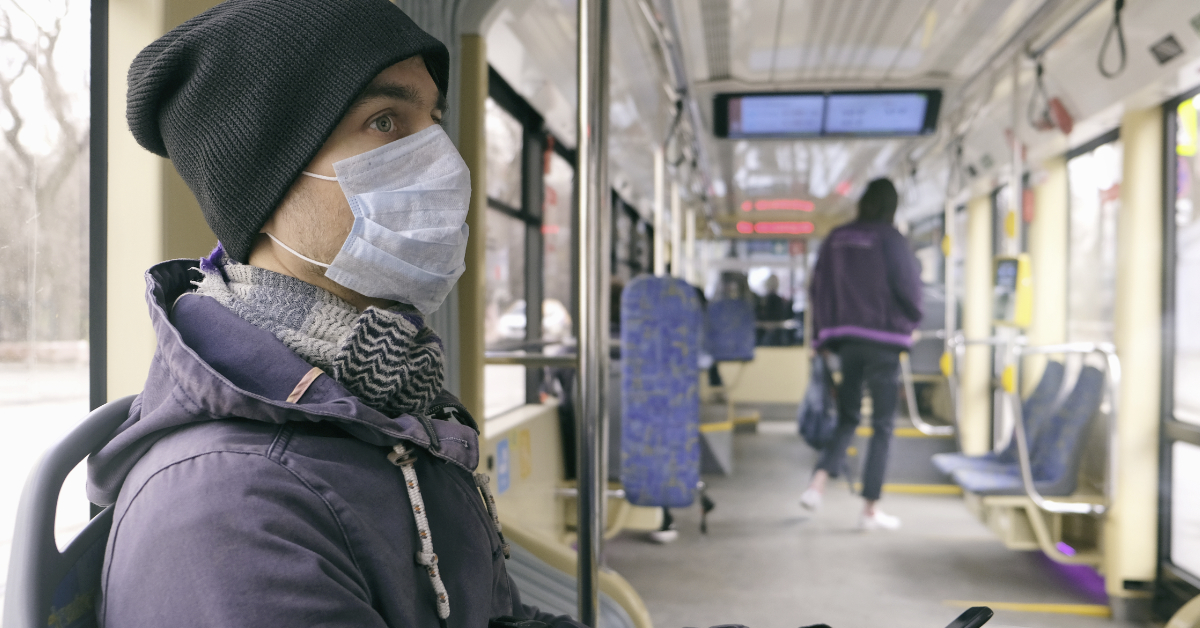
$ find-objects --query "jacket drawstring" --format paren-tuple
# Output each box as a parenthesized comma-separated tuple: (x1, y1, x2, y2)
(473, 473, 510, 559)
(388, 442, 451, 628)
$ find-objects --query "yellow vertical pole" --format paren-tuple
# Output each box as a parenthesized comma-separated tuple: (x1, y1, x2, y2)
(1023, 157, 1068, 394)
(107, 0, 226, 400)
(1106, 106, 1163, 616)
(960, 194, 993, 455)
(107, 0, 166, 400)
(161, 0, 221, 260)
(457, 35, 488, 420)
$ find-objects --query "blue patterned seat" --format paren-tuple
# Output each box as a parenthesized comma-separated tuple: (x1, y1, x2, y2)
(952, 365, 1106, 497)
(705, 298, 755, 363)
(619, 276, 703, 508)
(932, 361, 1065, 475)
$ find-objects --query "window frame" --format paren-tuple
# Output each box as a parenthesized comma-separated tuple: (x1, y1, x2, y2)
(1156, 84, 1200, 620)
(90, 0, 109, 411)
(486, 67, 574, 404)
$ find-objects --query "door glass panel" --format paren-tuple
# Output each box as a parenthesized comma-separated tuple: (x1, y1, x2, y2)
(1067, 140, 1122, 344)
(1172, 441, 1200, 578)
(1176, 96, 1200, 426)
(0, 0, 92, 577)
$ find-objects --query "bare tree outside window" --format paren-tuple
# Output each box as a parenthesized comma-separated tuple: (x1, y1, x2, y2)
(0, 0, 90, 357)
(0, 0, 91, 606)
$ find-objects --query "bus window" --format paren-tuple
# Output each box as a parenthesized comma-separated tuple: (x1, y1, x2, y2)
(483, 97, 528, 417)
(1067, 138, 1123, 344)
(1176, 96, 1200, 427)
(0, 0, 92, 574)
(485, 98, 524, 211)
(542, 150, 575, 331)
(1170, 94, 1200, 580)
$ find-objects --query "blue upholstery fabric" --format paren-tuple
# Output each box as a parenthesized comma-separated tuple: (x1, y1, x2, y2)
(953, 365, 1105, 497)
(931, 362, 1066, 475)
(705, 299, 755, 362)
(931, 453, 1014, 476)
(620, 276, 702, 508)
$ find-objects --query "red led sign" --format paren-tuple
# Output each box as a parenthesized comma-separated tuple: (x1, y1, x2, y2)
(736, 221, 815, 235)
(740, 199, 815, 212)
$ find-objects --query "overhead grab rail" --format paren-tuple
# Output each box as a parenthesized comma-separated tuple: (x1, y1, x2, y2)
(1096, 0, 1126, 79)
(902, 330, 954, 436)
(1005, 342, 1120, 516)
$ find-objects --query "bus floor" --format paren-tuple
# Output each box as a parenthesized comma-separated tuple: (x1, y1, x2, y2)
(605, 420, 1142, 628)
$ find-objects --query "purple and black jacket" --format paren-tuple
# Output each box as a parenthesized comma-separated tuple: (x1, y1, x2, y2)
(809, 221, 924, 350)
(86, 259, 578, 628)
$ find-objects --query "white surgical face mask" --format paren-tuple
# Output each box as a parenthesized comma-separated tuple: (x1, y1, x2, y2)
(269, 124, 471, 315)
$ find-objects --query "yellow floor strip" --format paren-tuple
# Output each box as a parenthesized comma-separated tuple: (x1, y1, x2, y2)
(943, 601, 1111, 618)
(733, 415, 760, 425)
(853, 483, 962, 495)
(856, 426, 954, 438)
(699, 421, 733, 433)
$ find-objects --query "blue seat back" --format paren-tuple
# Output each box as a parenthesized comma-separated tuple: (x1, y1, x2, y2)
(996, 361, 1066, 463)
(3, 396, 135, 628)
(705, 298, 755, 362)
(1029, 366, 1105, 491)
(620, 276, 702, 507)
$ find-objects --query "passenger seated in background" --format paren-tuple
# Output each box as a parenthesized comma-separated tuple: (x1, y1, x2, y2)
(86, 1, 582, 626)
(756, 274, 793, 346)
(798, 178, 923, 531)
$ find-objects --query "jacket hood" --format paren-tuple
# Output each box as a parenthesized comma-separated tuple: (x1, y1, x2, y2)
(87, 259, 479, 506)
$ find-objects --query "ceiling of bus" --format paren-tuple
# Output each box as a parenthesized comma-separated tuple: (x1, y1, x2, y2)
(485, 0, 1200, 237)
(679, 0, 1061, 229)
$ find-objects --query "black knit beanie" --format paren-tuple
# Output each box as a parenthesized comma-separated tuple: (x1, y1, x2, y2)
(127, 0, 450, 263)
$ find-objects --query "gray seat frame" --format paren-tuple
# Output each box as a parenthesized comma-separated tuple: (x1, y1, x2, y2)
(4, 396, 134, 628)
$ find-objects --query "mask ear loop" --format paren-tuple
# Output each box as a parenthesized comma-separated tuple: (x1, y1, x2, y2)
(302, 171, 339, 181)
(263, 232, 332, 268)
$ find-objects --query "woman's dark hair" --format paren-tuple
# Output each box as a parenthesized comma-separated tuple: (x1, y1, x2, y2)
(857, 178, 898, 223)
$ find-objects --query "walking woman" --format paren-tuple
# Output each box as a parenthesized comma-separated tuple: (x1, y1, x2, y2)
(799, 178, 923, 530)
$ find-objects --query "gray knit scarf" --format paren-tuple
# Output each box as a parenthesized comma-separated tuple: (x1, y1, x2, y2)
(193, 248, 444, 417)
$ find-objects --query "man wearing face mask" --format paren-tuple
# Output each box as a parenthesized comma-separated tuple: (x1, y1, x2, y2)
(85, 1, 582, 627)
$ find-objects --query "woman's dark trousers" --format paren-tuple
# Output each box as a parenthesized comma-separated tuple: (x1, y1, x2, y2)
(814, 340, 902, 501)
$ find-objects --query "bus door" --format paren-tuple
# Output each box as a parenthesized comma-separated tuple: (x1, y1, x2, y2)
(1158, 90, 1200, 618)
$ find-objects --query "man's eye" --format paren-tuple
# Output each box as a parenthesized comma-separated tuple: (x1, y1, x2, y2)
(370, 116, 394, 133)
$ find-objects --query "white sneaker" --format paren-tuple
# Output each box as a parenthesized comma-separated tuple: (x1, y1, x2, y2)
(647, 528, 679, 544)
(859, 509, 902, 531)
(799, 487, 823, 511)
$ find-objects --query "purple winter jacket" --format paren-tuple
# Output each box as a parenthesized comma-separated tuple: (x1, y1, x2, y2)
(809, 221, 924, 349)
(86, 260, 579, 628)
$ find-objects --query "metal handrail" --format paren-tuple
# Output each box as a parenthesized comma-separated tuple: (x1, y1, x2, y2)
(484, 353, 579, 368)
(897, 330, 969, 436)
(912, 329, 947, 342)
(1005, 342, 1120, 516)
(939, 332, 1028, 450)
(899, 352, 954, 436)
(946, 332, 1024, 351)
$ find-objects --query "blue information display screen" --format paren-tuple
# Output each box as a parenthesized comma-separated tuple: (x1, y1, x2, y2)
(728, 94, 824, 137)
(824, 93, 930, 135)
(714, 90, 940, 138)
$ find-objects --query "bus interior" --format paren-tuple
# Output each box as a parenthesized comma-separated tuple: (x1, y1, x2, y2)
(3, 0, 1200, 627)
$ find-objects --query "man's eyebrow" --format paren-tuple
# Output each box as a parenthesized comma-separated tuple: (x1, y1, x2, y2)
(347, 83, 428, 113)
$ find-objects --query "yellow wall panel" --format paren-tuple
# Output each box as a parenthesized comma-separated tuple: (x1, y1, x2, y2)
(1105, 106, 1163, 600)
(1024, 157, 1069, 393)
(457, 35, 488, 419)
(960, 195, 993, 455)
